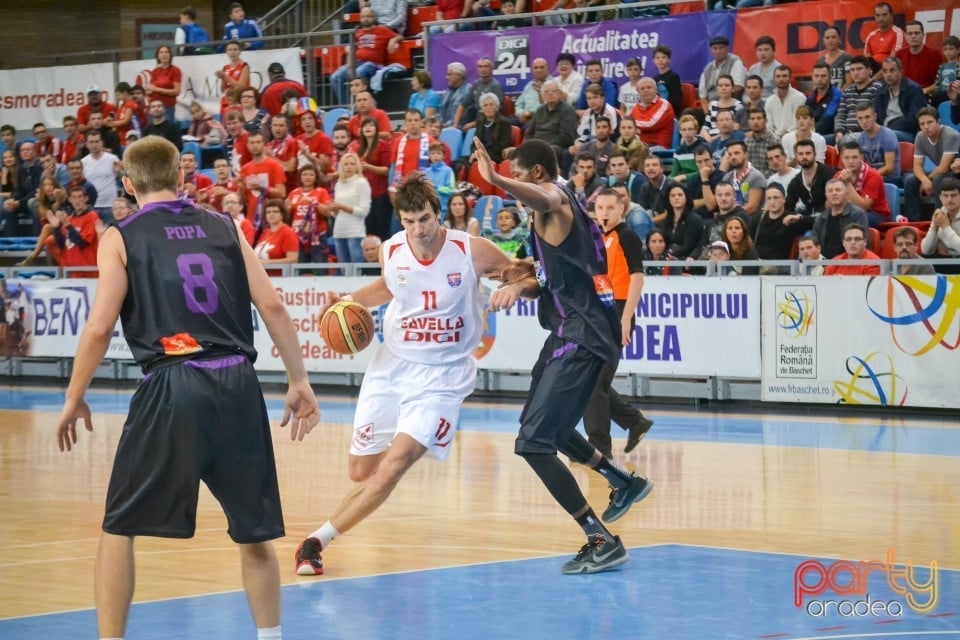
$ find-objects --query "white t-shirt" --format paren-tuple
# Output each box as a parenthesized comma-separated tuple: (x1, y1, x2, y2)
(381, 228, 481, 364)
(81, 152, 120, 209)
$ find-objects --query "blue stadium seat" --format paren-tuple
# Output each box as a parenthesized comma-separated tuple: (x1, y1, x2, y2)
(939, 101, 958, 131)
(460, 129, 476, 160)
(181, 141, 202, 161)
(323, 108, 351, 137)
(439, 128, 463, 158)
(199, 168, 217, 182)
(885, 182, 900, 219)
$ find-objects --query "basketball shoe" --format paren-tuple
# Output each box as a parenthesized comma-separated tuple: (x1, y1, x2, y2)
(624, 416, 653, 453)
(295, 537, 324, 576)
(601, 473, 653, 523)
(561, 535, 628, 574)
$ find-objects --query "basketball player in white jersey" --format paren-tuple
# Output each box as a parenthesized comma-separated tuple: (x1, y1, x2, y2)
(295, 174, 535, 575)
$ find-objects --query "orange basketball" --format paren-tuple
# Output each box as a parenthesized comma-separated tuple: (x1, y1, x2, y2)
(320, 301, 375, 355)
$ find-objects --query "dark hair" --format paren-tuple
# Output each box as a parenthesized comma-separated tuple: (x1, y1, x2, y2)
(918, 106, 939, 121)
(945, 36, 960, 49)
(357, 117, 381, 161)
(395, 173, 441, 217)
(693, 144, 712, 157)
(180, 6, 197, 20)
(855, 101, 876, 113)
(594, 116, 611, 128)
(263, 198, 289, 224)
(812, 62, 830, 73)
(555, 52, 575, 66)
(905, 19, 923, 32)
(747, 107, 766, 118)
(115, 81, 132, 94)
(775, 64, 791, 75)
(766, 143, 785, 156)
(842, 222, 866, 239)
(892, 226, 919, 243)
(755, 36, 775, 50)
(839, 140, 862, 154)
(726, 140, 747, 153)
(765, 182, 786, 196)
(585, 59, 603, 70)
(799, 234, 820, 247)
(575, 151, 596, 165)
(794, 139, 817, 153)
(512, 139, 558, 181)
(940, 176, 960, 194)
(653, 45, 671, 58)
(849, 55, 873, 69)
(745, 74, 763, 87)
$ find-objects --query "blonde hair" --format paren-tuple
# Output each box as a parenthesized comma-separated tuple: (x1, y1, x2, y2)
(679, 114, 699, 129)
(123, 136, 180, 196)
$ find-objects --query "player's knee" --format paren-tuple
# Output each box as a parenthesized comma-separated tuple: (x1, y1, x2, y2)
(368, 454, 413, 492)
(348, 456, 379, 483)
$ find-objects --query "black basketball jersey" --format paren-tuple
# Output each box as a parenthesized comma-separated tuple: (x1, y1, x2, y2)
(528, 184, 621, 368)
(115, 200, 257, 370)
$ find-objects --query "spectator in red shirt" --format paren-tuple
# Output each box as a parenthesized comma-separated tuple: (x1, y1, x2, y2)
(51, 186, 100, 276)
(224, 110, 251, 173)
(897, 20, 944, 94)
(32, 122, 61, 160)
(59, 116, 84, 165)
(824, 223, 881, 275)
(77, 85, 116, 132)
(145, 45, 183, 123)
(197, 157, 239, 212)
(388, 109, 435, 197)
(835, 140, 890, 227)
(222, 191, 255, 245)
(864, 2, 905, 76)
(630, 77, 675, 150)
(295, 109, 335, 178)
(238, 131, 287, 233)
(110, 82, 141, 147)
(259, 63, 308, 116)
(253, 198, 299, 275)
(329, 7, 401, 105)
(348, 91, 393, 140)
(266, 114, 300, 188)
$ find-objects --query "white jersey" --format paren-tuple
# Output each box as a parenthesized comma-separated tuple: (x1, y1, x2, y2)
(381, 228, 481, 364)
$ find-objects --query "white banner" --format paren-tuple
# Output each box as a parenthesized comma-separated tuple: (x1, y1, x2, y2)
(761, 275, 960, 409)
(8, 275, 760, 379)
(118, 48, 304, 122)
(0, 63, 114, 131)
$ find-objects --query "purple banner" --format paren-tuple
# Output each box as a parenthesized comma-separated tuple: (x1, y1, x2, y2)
(428, 12, 735, 95)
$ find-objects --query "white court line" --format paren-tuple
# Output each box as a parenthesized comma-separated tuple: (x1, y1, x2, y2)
(787, 633, 960, 640)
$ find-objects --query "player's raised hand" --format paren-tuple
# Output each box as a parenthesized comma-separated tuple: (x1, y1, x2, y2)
(56, 398, 93, 452)
(473, 137, 497, 186)
(280, 379, 320, 441)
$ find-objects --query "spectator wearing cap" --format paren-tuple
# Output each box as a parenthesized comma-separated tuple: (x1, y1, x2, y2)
(296, 106, 335, 178)
(260, 63, 308, 116)
(707, 240, 732, 274)
(552, 53, 584, 106)
(699, 36, 747, 113)
(77, 85, 117, 133)
(222, 2, 264, 50)
(330, 7, 402, 106)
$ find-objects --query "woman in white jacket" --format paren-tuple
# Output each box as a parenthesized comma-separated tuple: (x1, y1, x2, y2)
(331, 152, 372, 264)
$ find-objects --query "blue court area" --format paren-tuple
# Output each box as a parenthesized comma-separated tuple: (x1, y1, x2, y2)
(2, 387, 960, 457)
(2, 386, 958, 639)
(2, 545, 957, 639)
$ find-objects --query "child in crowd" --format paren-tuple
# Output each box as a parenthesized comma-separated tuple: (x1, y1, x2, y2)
(669, 114, 707, 183)
(423, 142, 456, 214)
(930, 36, 959, 106)
(484, 207, 527, 259)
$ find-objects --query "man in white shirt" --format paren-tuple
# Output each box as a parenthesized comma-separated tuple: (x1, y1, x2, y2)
(766, 144, 800, 191)
(765, 66, 807, 138)
(80, 129, 121, 223)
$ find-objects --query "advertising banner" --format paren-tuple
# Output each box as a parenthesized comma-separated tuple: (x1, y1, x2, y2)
(428, 11, 735, 93)
(118, 47, 304, 121)
(0, 63, 114, 132)
(733, 0, 959, 77)
(6, 275, 760, 379)
(761, 275, 960, 409)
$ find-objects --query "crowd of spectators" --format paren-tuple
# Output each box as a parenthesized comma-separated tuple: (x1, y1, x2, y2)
(2, 0, 960, 279)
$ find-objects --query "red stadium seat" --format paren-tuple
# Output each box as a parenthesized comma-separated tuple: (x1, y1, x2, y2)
(680, 83, 699, 111)
(510, 125, 523, 148)
(824, 145, 839, 168)
(867, 227, 880, 254)
(406, 6, 437, 36)
(899, 141, 914, 174)
(502, 95, 515, 118)
(467, 162, 496, 196)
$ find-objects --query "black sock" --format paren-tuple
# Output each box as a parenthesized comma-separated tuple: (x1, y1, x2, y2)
(574, 508, 614, 543)
(590, 456, 632, 490)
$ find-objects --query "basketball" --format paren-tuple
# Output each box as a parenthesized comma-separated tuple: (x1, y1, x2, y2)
(320, 301, 375, 355)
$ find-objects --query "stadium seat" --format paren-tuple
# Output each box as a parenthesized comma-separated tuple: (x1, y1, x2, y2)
(824, 145, 839, 168)
(461, 128, 476, 159)
(199, 168, 217, 182)
(899, 141, 914, 174)
(323, 108, 350, 137)
(181, 141, 202, 161)
(680, 83, 699, 111)
(474, 195, 504, 233)
(466, 162, 495, 196)
(510, 125, 523, 148)
(406, 5, 437, 36)
(867, 227, 880, 253)
(502, 95, 515, 118)
(439, 127, 463, 158)
(884, 182, 900, 219)
(939, 101, 958, 131)
(881, 225, 921, 259)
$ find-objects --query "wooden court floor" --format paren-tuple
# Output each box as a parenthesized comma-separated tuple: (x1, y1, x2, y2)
(1, 385, 958, 633)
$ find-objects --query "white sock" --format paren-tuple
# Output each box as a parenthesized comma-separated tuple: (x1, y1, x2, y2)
(257, 625, 281, 639)
(308, 521, 340, 549)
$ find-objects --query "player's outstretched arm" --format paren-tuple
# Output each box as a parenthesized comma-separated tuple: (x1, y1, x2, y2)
(474, 138, 563, 215)
(240, 238, 319, 441)
(57, 227, 129, 452)
(471, 236, 539, 310)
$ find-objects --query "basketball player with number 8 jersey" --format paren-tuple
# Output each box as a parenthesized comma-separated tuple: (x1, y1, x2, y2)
(55, 135, 319, 640)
